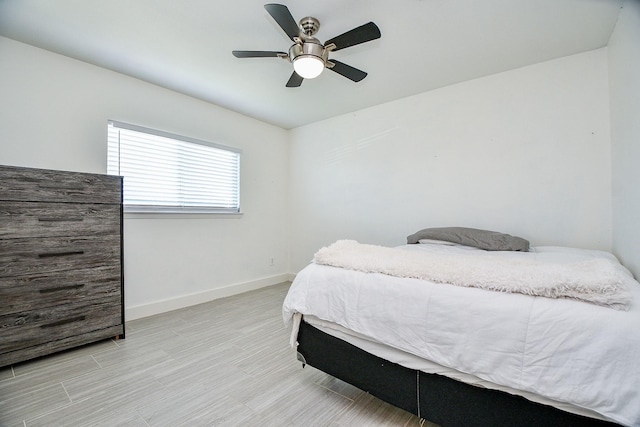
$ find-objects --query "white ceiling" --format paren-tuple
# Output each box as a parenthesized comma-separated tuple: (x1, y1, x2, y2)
(0, 0, 623, 129)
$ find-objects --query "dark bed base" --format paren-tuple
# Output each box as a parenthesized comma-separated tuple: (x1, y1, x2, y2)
(296, 321, 620, 427)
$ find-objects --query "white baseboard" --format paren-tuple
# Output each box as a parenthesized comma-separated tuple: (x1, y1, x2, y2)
(125, 274, 293, 321)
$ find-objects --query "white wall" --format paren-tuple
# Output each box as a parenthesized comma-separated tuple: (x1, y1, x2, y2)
(609, 0, 640, 279)
(289, 49, 612, 272)
(0, 37, 290, 319)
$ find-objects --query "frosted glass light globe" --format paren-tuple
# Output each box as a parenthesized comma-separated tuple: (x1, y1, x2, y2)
(293, 55, 324, 79)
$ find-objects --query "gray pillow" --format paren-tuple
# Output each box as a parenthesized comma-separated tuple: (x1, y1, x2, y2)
(407, 227, 530, 252)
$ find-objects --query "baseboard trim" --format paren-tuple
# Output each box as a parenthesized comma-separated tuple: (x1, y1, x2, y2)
(125, 274, 293, 321)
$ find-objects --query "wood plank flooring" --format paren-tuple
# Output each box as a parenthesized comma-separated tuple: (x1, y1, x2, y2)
(0, 282, 438, 426)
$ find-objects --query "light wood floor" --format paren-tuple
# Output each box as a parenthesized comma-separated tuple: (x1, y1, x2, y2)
(0, 282, 438, 426)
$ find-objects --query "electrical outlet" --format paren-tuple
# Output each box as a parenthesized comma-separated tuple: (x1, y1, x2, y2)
(270, 257, 275, 267)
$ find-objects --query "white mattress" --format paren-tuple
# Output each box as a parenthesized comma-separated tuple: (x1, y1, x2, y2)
(283, 244, 640, 426)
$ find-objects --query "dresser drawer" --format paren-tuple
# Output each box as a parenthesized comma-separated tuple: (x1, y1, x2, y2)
(0, 202, 121, 239)
(0, 299, 122, 354)
(0, 266, 121, 316)
(0, 165, 121, 204)
(0, 235, 121, 278)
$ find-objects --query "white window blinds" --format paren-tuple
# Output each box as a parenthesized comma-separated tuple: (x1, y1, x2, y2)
(107, 120, 241, 213)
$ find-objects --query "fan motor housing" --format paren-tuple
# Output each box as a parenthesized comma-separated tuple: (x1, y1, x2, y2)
(289, 38, 327, 63)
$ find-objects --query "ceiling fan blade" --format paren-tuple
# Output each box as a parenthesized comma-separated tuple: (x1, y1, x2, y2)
(324, 22, 381, 52)
(286, 71, 304, 87)
(328, 60, 367, 82)
(232, 50, 287, 58)
(264, 3, 300, 41)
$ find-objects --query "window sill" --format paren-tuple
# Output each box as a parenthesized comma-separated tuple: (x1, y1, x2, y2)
(124, 210, 243, 219)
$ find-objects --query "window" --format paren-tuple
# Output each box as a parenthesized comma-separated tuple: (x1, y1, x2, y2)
(107, 120, 241, 213)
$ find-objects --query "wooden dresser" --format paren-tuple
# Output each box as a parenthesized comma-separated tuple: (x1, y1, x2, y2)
(0, 165, 124, 367)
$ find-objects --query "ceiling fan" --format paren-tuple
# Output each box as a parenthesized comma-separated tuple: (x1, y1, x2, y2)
(232, 3, 381, 87)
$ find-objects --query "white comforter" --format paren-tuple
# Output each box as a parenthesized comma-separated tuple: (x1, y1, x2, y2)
(282, 244, 640, 426)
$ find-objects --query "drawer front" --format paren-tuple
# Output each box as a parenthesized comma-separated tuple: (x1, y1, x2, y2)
(0, 299, 122, 354)
(0, 266, 121, 315)
(0, 165, 122, 204)
(0, 202, 121, 239)
(0, 324, 124, 368)
(0, 235, 121, 278)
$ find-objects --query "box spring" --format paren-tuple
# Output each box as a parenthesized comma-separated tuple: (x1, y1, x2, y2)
(296, 320, 619, 427)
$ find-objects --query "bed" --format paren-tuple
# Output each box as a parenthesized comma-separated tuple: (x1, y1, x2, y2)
(282, 228, 640, 427)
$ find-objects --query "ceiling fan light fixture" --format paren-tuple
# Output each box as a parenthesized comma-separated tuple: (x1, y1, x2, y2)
(233, 4, 381, 87)
(293, 55, 324, 79)
(289, 39, 326, 79)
